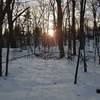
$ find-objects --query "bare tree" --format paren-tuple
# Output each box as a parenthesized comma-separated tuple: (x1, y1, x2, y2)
(55, 0, 65, 58)
(74, 0, 87, 84)
(91, 0, 100, 64)
(50, 0, 56, 31)
(72, 0, 76, 55)
(0, 0, 13, 76)
(0, 0, 3, 76)
(67, 0, 72, 58)
(5, 0, 30, 76)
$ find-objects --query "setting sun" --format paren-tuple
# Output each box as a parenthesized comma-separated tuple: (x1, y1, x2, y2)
(48, 30, 54, 37)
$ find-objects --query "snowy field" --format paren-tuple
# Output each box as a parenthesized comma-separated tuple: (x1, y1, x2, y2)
(0, 43, 100, 100)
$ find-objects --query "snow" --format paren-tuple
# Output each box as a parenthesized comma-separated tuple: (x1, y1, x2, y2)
(0, 45, 100, 100)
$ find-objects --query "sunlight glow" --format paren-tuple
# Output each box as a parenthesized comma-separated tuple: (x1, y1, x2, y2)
(48, 30, 54, 37)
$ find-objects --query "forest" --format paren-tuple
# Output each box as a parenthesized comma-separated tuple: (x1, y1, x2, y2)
(0, 0, 100, 100)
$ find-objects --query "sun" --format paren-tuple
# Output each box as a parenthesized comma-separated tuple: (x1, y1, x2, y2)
(48, 30, 54, 37)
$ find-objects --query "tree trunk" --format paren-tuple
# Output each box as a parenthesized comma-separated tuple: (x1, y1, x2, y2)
(80, 0, 87, 72)
(74, 0, 87, 84)
(0, 23, 2, 76)
(56, 0, 65, 58)
(6, 3, 13, 76)
(67, 3, 72, 57)
(72, 0, 76, 55)
(80, 0, 85, 49)
(93, 5, 100, 64)
(0, 0, 3, 76)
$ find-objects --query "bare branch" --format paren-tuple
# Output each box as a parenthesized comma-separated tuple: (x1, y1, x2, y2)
(12, 7, 30, 23)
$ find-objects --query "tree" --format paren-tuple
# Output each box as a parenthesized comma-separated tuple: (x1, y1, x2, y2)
(24, 9, 31, 32)
(74, 0, 87, 84)
(0, 0, 13, 76)
(0, 0, 3, 76)
(67, 0, 72, 58)
(6, 0, 15, 76)
(55, 0, 65, 58)
(5, 0, 30, 76)
(50, 0, 56, 31)
(34, 26, 41, 54)
(72, 0, 76, 55)
(91, 0, 100, 64)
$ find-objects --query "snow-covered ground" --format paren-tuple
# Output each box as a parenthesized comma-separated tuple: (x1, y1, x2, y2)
(0, 40, 100, 100)
(0, 52, 100, 100)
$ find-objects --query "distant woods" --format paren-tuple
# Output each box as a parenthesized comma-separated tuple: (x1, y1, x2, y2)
(0, 0, 100, 76)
